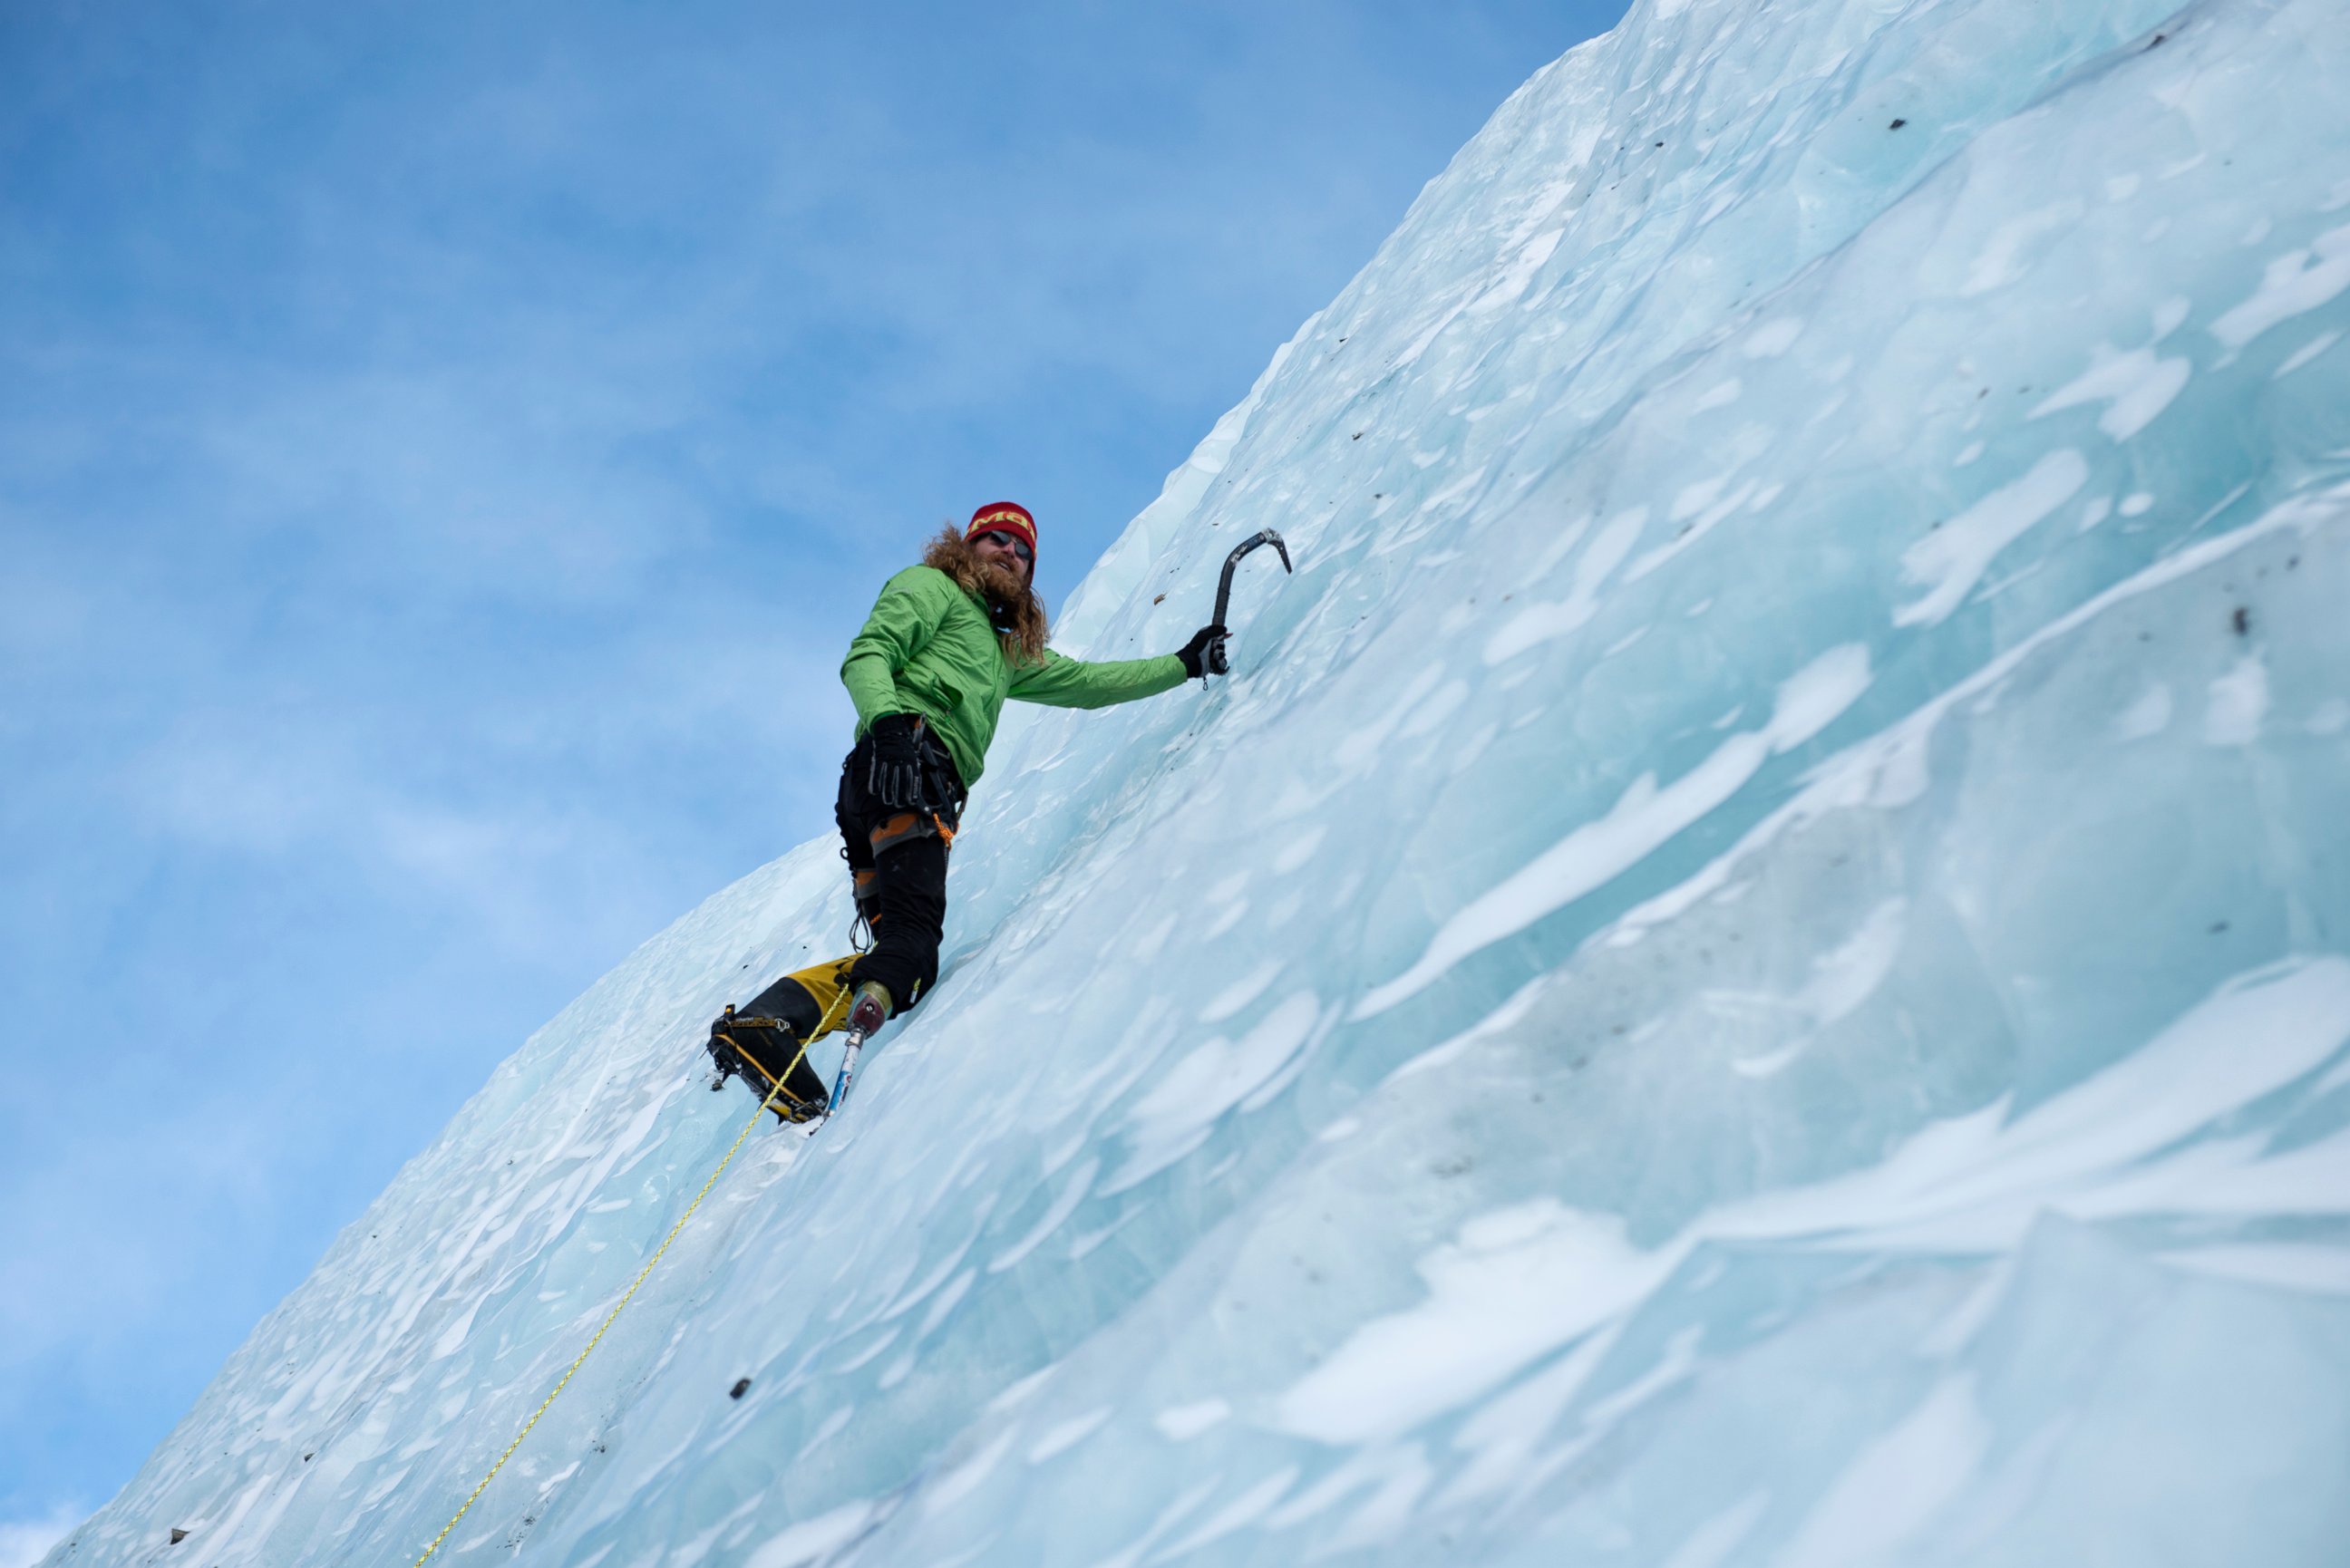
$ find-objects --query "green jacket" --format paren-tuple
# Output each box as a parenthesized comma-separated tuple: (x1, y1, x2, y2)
(840, 565, 1186, 789)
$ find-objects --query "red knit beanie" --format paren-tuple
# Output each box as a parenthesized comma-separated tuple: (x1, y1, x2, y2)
(966, 501, 1038, 565)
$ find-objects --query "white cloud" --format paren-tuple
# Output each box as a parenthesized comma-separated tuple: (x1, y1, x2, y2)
(0, 1505, 83, 1568)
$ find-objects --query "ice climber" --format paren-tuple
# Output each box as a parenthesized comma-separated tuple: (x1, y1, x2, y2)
(708, 501, 1228, 1120)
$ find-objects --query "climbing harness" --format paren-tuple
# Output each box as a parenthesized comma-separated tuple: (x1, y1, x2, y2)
(410, 988, 849, 1567)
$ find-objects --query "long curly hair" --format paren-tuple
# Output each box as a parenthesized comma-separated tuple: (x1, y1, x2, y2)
(923, 526, 1050, 665)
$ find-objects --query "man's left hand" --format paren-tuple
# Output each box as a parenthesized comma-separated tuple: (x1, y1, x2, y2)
(1176, 624, 1228, 680)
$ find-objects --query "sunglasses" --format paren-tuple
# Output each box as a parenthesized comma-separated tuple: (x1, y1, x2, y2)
(974, 529, 1034, 564)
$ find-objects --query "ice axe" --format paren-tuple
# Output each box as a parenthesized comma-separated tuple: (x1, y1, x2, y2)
(1204, 528, 1293, 675)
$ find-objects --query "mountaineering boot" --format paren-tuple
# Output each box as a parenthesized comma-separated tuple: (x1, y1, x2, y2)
(706, 1004, 831, 1124)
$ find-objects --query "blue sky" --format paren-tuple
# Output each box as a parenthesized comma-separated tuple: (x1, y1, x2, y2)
(0, 0, 1625, 1544)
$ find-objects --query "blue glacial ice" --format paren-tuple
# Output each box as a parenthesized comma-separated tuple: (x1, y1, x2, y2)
(46, 0, 2350, 1563)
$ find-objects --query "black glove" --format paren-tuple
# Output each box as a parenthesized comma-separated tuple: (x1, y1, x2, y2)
(867, 713, 931, 810)
(1176, 624, 1228, 681)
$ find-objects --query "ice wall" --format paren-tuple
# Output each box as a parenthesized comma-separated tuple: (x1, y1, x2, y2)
(48, 0, 2350, 1563)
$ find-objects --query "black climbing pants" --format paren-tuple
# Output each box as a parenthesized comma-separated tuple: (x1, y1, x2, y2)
(835, 727, 966, 1013)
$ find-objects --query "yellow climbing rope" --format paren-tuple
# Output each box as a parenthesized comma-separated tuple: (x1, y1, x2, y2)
(411, 993, 844, 1568)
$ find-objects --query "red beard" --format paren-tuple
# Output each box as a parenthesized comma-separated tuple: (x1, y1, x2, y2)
(980, 564, 1033, 615)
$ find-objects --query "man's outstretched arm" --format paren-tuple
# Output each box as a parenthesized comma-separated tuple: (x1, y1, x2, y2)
(1007, 624, 1222, 709)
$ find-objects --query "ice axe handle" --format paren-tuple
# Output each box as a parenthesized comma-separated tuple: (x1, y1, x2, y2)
(1207, 530, 1294, 671)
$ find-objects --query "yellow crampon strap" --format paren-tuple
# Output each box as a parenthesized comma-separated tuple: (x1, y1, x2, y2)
(410, 987, 850, 1568)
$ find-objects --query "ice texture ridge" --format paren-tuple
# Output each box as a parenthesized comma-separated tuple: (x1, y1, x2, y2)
(47, 0, 2350, 1563)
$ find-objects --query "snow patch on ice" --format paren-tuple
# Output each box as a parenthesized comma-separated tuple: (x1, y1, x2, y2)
(1482, 507, 1648, 663)
(1153, 1399, 1230, 1442)
(1110, 994, 1322, 1190)
(1361, 646, 1869, 1015)
(2211, 224, 2350, 348)
(745, 1500, 878, 1568)
(2203, 654, 2269, 746)
(2114, 683, 2173, 740)
(1896, 450, 2089, 625)
(1276, 1202, 1665, 1442)
(2031, 344, 2190, 440)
